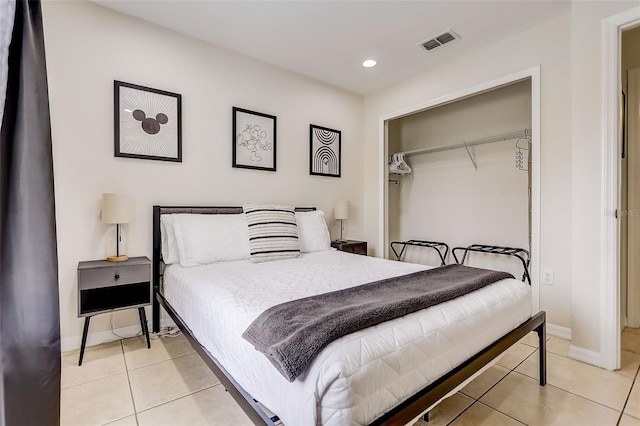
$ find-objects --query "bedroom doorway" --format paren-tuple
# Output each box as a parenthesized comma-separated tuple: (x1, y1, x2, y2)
(621, 26, 640, 340)
(602, 6, 640, 371)
(625, 63, 640, 329)
(378, 67, 541, 312)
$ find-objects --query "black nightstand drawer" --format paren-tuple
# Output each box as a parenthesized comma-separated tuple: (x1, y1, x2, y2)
(331, 240, 367, 255)
(78, 264, 149, 290)
(80, 281, 151, 316)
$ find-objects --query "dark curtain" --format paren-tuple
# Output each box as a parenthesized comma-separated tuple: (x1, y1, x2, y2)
(0, 0, 61, 425)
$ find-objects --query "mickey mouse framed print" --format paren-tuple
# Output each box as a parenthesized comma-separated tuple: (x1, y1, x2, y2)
(114, 81, 182, 162)
(232, 107, 277, 172)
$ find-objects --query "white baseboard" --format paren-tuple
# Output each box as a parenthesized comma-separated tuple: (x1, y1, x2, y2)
(542, 323, 603, 368)
(546, 324, 604, 369)
(568, 345, 602, 367)
(546, 323, 572, 340)
(61, 317, 177, 353)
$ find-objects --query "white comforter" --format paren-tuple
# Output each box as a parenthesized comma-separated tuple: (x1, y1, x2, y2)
(163, 250, 531, 425)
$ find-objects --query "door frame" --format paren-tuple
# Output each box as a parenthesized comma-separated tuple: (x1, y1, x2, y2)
(377, 66, 541, 313)
(601, 6, 640, 370)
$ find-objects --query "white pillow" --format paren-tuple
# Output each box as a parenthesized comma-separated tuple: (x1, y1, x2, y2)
(160, 214, 180, 264)
(295, 210, 331, 253)
(172, 213, 250, 267)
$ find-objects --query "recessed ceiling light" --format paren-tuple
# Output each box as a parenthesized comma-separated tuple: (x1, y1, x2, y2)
(362, 59, 377, 68)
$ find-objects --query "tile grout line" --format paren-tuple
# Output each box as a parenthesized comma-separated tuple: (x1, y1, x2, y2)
(514, 347, 639, 413)
(616, 361, 640, 425)
(518, 334, 552, 349)
(61, 370, 124, 391)
(120, 335, 220, 419)
(449, 339, 543, 423)
(472, 367, 622, 426)
(133, 384, 221, 416)
(450, 349, 539, 426)
(123, 348, 196, 373)
(122, 336, 222, 416)
(483, 340, 628, 422)
(467, 369, 518, 408)
(474, 399, 528, 425)
(443, 394, 527, 426)
(120, 339, 141, 426)
(445, 399, 478, 425)
(61, 342, 130, 390)
(509, 369, 627, 414)
(462, 345, 539, 401)
(503, 346, 539, 372)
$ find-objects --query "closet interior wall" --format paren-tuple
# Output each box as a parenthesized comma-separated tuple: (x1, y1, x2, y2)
(388, 80, 532, 277)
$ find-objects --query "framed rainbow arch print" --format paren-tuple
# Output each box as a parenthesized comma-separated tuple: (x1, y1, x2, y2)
(309, 124, 341, 178)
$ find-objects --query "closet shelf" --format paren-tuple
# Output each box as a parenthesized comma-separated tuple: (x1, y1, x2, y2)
(391, 128, 531, 158)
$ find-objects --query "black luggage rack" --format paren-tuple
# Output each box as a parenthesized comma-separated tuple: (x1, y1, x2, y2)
(390, 240, 449, 266)
(452, 244, 531, 285)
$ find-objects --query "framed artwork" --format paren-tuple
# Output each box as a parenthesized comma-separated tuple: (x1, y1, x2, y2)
(233, 107, 276, 171)
(114, 81, 182, 162)
(310, 124, 341, 177)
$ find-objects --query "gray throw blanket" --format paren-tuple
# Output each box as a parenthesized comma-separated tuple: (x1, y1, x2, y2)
(242, 264, 513, 382)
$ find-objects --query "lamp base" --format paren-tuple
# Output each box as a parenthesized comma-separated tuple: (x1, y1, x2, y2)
(106, 255, 129, 262)
(338, 238, 348, 242)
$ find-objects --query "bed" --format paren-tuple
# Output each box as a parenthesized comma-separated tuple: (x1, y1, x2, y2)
(151, 205, 546, 425)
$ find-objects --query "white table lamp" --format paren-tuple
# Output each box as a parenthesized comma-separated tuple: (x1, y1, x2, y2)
(334, 200, 349, 242)
(102, 193, 134, 262)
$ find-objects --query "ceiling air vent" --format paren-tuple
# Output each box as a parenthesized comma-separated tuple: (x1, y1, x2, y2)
(420, 29, 460, 52)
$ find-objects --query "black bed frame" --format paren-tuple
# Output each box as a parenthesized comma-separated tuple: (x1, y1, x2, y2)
(152, 205, 546, 426)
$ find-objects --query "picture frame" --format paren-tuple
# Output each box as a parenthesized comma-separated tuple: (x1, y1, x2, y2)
(232, 107, 277, 171)
(310, 124, 341, 177)
(114, 80, 182, 162)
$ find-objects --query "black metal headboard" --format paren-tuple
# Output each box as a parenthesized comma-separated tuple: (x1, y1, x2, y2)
(151, 205, 315, 332)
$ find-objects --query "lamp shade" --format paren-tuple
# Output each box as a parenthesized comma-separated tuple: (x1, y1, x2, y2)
(101, 193, 134, 224)
(334, 200, 349, 220)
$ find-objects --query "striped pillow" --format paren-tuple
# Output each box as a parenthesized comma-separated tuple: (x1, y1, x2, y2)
(243, 204, 300, 263)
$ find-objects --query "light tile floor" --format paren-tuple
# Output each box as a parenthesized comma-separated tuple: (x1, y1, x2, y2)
(61, 329, 640, 426)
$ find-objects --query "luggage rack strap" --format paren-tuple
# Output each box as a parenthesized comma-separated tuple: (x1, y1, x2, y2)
(452, 244, 531, 285)
(390, 240, 449, 266)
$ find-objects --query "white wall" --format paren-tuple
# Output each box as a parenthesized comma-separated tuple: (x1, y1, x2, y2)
(387, 81, 531, 277)
(364, 1, 639, 361)
(42, 1, 365, 350)
(567, 1, 637, 358)
(365, 7, 573, 333)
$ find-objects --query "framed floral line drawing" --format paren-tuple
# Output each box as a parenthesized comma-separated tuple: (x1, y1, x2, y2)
(310, 124, 341, 177)
(114, 80, 182, 162)
(232, 107, 277, 172)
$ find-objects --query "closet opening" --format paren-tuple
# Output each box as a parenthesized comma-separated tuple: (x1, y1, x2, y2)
(379, 68, 540, 311)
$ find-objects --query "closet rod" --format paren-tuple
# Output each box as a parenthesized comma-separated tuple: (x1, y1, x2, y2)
(394, 128, 531, 158)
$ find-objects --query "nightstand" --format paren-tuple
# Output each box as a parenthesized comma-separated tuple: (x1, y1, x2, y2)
(331, 240, 367, 255)
(77, 256, 151, 365)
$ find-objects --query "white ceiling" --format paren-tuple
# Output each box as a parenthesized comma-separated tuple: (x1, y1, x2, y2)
(93, 0, 569, 95)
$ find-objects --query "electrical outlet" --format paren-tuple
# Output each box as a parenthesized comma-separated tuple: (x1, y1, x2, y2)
(542, 269, 554, 285)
